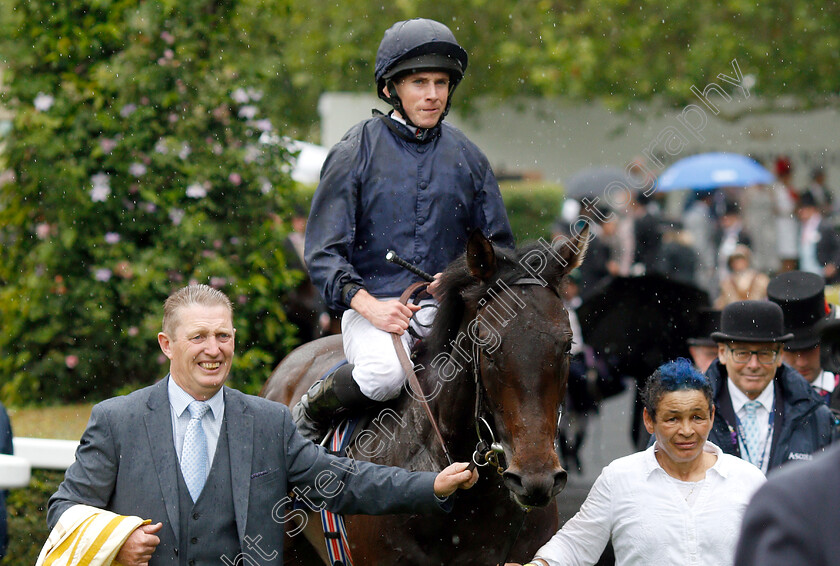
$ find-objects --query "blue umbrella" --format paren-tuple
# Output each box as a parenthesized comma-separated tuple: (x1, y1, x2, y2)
(655, 152, 773, 192)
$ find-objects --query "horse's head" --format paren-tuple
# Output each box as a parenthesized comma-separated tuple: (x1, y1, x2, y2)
(429, 227, 588, 508)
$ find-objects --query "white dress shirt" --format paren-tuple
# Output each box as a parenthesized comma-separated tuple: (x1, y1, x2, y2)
(728, 378, 774, 474)
(533, 442, 766, 566)
(168, 376, 225, 472)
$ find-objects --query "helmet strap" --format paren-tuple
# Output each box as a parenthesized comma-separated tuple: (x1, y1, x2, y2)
(382, 77, 458, 133)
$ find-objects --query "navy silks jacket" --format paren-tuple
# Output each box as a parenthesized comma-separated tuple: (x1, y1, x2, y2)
(305, 113, 514, 312)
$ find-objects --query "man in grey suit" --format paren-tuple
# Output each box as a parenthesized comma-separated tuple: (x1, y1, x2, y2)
(47, 284, 477, 565)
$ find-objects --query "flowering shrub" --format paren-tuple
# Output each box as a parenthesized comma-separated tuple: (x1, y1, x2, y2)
(0, 1, 305, 404)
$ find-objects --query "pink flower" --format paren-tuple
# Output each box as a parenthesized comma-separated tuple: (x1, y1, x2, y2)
(161, 31, 175, 45)
(231, 88, 250, 104)
(34, 93, 55, 112)
(120, 104, 137, 118)
(94, 268, 112, 282)
(128, 326, 139, 337)
(104, 232, 121, 244)
(36, 222, 51, 240)
(129, 162, 147, 177)
(238, 105, 258, 120)
(99, 138, 118, 153)
(65, 355, 79, 369)
(90, 173, 111, 202)
(186, 183, 207, 198)
(158, 353, 167, 365)
(169, 208, 185, 226)
(228, 173, 242, 186)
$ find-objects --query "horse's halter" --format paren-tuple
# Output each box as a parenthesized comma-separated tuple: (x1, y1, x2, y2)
(468, 276, 565, 475)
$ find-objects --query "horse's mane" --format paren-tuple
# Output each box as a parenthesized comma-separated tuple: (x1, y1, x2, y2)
(422, 241, 554, 358)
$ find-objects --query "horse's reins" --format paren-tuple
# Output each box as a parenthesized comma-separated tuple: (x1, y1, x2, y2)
(388, 255, 558, 565)
(391, 280, 454, 465)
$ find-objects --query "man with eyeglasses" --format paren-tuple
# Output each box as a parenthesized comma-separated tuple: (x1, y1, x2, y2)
(705, 300, 836, 474)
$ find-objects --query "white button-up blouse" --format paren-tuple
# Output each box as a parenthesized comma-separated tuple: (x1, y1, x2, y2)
(534, 442, 766, 566)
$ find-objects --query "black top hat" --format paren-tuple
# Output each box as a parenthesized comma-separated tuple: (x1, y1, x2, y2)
(711, 300, 794, 343)
(688, 308, 721, 347)
(768, 271, 831, 350)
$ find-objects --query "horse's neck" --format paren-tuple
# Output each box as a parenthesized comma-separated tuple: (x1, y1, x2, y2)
(408, 345, 478, 463)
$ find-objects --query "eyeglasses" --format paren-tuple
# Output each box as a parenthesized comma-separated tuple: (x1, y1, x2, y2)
(726, 346, 780, 365)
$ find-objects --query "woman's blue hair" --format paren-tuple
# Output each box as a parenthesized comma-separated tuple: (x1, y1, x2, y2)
(642, 358, 713, 419)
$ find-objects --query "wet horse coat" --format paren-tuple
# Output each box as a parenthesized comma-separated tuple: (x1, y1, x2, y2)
(262, 229, 588, 565)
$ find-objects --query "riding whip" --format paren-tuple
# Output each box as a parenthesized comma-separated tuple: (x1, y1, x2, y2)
(385, 250, 434, 282)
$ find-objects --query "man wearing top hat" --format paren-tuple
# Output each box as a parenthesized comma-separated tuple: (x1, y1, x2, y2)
(768, 271, 839, 405)
(687, 308, 721, 373)
(704, 300, 836, 474)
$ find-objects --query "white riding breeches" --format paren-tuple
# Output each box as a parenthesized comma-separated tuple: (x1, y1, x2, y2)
(341, 298, 437, 401)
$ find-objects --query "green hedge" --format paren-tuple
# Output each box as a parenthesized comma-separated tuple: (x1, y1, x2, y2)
(3, 470, 63, 565)
(0, 0, 306, 406)
(500, 181, 564, 242)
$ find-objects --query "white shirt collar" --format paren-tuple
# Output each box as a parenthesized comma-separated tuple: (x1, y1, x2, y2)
(728, 376, 774, 414)
(812, 370, 836, 393)
(645, 441, 727, 479)
(167, 375, 224, 421)
(389, 112, 420, 136)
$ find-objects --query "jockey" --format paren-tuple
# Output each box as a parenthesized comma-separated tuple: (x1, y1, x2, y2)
(296, 18, 514, 441)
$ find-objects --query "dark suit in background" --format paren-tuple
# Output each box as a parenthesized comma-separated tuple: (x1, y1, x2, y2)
(735, 442, 840, 565)
(0, 402, 12, 559)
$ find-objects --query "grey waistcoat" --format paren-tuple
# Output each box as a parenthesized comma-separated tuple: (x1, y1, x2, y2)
(176, 418, 239, 565)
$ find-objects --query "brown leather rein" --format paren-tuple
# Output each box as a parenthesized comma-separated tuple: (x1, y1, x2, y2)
(391, 281, 454, 465)
(391, 277, 552, 470)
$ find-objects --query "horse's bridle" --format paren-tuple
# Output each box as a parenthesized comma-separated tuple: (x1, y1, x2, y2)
(392, 276, 565, 565)
(468, 277, 563, 475)
(393, 276, 562, 472)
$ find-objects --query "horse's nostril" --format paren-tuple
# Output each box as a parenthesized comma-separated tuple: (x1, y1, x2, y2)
(503, 470, 525, 495)
(554, 469, 568, 494)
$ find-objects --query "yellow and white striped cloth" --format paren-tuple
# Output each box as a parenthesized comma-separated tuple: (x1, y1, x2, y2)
(36, 504, 150, 566)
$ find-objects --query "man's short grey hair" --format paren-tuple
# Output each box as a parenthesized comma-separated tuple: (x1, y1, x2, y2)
(162, 284, 233, 336)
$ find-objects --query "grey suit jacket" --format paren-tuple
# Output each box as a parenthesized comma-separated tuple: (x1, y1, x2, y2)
(48, 378, 443, 564)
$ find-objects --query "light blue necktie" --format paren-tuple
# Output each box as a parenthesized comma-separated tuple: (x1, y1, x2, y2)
(741, 400, 763, 466)
(182, 400, 210, 501)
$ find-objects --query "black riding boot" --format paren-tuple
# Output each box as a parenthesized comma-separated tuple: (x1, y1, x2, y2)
(291, 364, 371, 442)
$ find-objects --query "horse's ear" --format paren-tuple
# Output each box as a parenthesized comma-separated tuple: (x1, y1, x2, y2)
(466, 229, 497, 281)
(554, 223, 590, 276)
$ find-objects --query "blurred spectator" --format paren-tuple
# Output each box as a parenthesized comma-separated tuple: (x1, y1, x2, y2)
(629, 192, 662, 275)
(742, 182, 780, 274)
(652, 220, 697, 285)
(773, 156, 800, 272)
(715, 200, 752, 284)
(281, 204, 338, 341)
(797, 192, 840, 283)
(558, 270, 617, 474)
(555, 203, 614, 300)
(688, 309, 722, 373)
(715, 244, 769, 308)
(0, 401, 12, 560)
(683, 191, 718, 295)
(801, 166, 833, 217)
(768, 271, 838, 404)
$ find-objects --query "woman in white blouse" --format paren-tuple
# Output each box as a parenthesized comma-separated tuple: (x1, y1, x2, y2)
(507, 358, 766, 566)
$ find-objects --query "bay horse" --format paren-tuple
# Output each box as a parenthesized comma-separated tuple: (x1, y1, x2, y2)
(262, 228, 588, 565)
